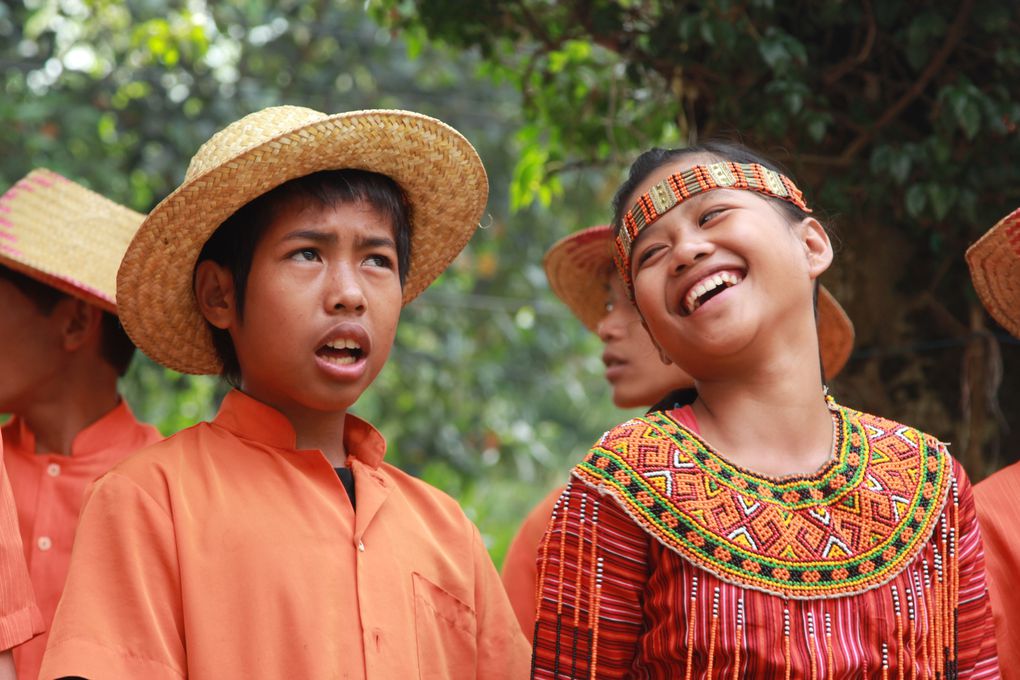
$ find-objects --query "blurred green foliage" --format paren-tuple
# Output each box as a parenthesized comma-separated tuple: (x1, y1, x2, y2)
(0, 0, 628, 565)
(375, 0, 1020, 478)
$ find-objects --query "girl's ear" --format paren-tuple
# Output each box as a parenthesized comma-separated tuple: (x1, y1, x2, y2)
(799, 217, 834, 280)
(194, 260, 237, 330)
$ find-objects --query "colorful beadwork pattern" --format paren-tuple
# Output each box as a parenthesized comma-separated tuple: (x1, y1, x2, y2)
(573, 402, 950, 599)
(613, 161, 811, 295)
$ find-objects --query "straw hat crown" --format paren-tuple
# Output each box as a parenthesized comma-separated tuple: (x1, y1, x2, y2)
(117, 106, 488, 375)
(185, 106, 326, 181)
(0, 168, 144, 312)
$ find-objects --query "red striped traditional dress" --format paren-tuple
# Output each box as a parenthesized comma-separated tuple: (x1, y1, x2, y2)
(531, 400, 999, 678)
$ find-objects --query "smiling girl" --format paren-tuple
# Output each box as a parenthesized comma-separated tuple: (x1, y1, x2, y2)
(530, 142, 998, 678)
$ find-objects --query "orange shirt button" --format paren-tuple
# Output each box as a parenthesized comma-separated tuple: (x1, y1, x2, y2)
(37, 536, 52, 551)
(47, 463, 61, 477)
(358, 540, 365, 552)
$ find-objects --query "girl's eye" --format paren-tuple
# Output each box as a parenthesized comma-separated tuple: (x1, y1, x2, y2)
(635, 244, 665, 269)
(698, 208, 726, 226)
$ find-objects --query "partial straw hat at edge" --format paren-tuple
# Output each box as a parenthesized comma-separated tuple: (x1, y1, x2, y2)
(116, 106, 489, 376)
(0, 168, 144, 313)
(543, 225, 856, 381)
(966, 206, 1020, 339)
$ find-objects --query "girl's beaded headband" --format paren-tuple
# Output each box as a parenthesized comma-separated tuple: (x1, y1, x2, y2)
(613, 161, 811, 294)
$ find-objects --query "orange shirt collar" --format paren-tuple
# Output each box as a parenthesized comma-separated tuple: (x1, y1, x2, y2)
(214, 389, 387, 469)
(4, 399, 147, 459)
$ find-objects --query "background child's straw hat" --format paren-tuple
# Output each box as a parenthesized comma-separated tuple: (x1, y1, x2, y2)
(544, 225, 856, 380)
(0, 168, 144, 313)
(117, 106, 489, 375)
(967, 207, 1020, 338)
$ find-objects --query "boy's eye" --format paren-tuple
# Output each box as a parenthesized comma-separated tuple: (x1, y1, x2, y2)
(291, 248, 319, 262)
(365, 253, 394, 268)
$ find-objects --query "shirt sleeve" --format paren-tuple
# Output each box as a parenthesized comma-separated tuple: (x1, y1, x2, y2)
(530, 478, 649, 679)
(472, 521, 531, 679)
(501, 486, 564, 637)
(0, 437, 43, 651)
(38, 471, 186, 680)
(951, 457, 1000, 678)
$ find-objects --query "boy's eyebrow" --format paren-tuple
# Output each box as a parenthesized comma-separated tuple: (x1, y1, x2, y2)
(357, 235, 397, 250)
(281, 229, 337, 245)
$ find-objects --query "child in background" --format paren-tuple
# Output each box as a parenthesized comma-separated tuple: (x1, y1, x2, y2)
(531, 142, 998, 678)
(40, 106, 529, 679)
(0, 170, 161, 680)
(969, 206, 1020, 678)
(502, 224, 854, 636)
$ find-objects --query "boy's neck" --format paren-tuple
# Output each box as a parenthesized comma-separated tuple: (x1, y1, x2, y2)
(254, 396, 349, 467)
(18, 375, 121, 456)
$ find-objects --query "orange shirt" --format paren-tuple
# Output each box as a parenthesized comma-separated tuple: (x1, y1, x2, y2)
(500, 484, 564, 635)
(974, 461, 1020, 679)
(5, 400, 160, 679)
(0, 430, 44, 651)
(40, 390, 529, 679)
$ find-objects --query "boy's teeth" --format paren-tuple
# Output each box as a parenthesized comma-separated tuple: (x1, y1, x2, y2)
(325, 338, 361, 351)
(324, 355, 356, 365)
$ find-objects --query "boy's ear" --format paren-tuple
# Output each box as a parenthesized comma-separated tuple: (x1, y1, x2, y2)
(58, 298, 102, 352)
(798, 217, 834, 280)
(194, 260, 237, 330)
(639, 317, 674, 366)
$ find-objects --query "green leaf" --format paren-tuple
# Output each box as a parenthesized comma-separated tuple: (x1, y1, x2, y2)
(905, 184, 927, 217)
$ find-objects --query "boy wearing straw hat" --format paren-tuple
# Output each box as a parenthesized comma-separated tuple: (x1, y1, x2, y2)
(39, 106, 530, 680)
(969, 207, 1020, 678)
(500, 224, 855, 636)
(0, 169, 161, 680)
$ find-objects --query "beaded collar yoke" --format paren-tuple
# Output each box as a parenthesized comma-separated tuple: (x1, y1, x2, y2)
(573, 401, 950, 599)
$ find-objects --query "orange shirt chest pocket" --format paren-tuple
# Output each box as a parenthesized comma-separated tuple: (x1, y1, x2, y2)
(412, 570, 477, 679)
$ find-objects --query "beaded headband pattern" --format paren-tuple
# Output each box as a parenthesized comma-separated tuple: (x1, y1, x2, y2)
(613, 162, 812, 293)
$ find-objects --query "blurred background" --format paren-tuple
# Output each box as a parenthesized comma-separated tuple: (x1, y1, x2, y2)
(2, 0, 1018, 565)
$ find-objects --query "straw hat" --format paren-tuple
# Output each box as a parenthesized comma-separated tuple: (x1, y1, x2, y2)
(117, 106, 488, 375)
(966, 207, 1020, 338)
(0, 169, 144, 313)
(544, 225, 856, 380)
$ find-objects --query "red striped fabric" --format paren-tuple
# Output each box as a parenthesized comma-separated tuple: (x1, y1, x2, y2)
(532, 433, 999, 678)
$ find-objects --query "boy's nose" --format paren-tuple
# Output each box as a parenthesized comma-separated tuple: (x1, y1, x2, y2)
(597, 310, 625, 341)
(326, 266, 366, 312)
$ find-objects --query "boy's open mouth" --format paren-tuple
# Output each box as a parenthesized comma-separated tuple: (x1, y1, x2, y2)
(317, 338, 364, 365)
(680, 270, 744, 316)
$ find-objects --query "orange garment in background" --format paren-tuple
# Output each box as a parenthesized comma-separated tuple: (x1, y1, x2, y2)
(974, 461, 1020, 679)
(40, 390, 530, 680)
(501, 484, 564, 635)
(5, 401, 160, 679)
(0, 429, 44, 651)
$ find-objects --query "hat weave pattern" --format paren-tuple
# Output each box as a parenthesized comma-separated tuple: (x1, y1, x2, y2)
(0, 169, 144, 312)
(117, 106, 488, 374)
(967, 207, 1020, 337)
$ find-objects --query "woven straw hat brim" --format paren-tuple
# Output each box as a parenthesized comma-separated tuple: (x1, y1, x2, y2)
(117, 107, 488, 375)
(543, 225, 615, 332)
(967, 207, 1020, 338)
(0, 169, 144, 313)
(544, 225, 855, 380)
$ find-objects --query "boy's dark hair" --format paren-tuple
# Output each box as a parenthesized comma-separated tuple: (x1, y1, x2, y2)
(610, 140, 813, 237)
(196, 169, 413, 386)
(0, 265, 136, 376)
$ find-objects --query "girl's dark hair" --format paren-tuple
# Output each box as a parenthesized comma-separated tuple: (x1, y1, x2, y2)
(0, 265, 136, 376)
(610, 140, 812, 237)
(196, 169, 413, 386)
